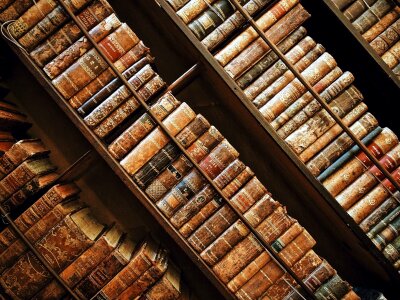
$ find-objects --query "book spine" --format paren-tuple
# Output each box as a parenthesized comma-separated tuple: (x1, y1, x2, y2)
(271, 222, 303, 252)
(175, 114, 211, 148)
(177, 0, 219, 24)
(256, 206, 294, 243)
(213, 159, 245, 189)
(230, 176, 268, 213)
(278, 230, 316, 267)
(353, 0, 395, 34)
(371, 19, 400, 56)
(261, 273, 296, 299)
(186, 126, 224, 163)
(113, 41, 150, 72)
(343, 0, 375, 22)
(291, 250, 323, 280)
(362, 8, 400, 42)
(166, 0, 190, 11)
(0, 0, 32, 22)
(145, 155, 193, 202)
(331, 0, 357, 11)
(372, 216, 400, 250)
(162, 102, 196, 136)
(303, 260, 336, 292)
(314, 274, 351, 299)
(383, 235, 400, 263)
(156, 169, 207, 218)
(367, 204, 400, 238)
(243, 193, 281, 227)
(222, 166, 254, 198)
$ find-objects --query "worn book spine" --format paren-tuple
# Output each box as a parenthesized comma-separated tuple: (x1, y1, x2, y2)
(222, 166, 254, 198)
(175, 114, 210, 149)
(348, 166, 400, 224)
(331, 0, 357, 11)
(244, 36, 317, 101)
(30, 0, 114, 67)
(383, 235, 400, 262)
(299, 102, 368, 163)
(278, 229, 316, 267)
(372, 22, 400, 57)
(237, 27, 307, 89)
(256, 206, 294, 244)
(302, 259, 336, 292)
(230, 176, 268, 213)
(353, 0, 395, 34)
(336, 142, 400, 210)
(186, 126, 224, 163)
(367, 204, 400, 238)
(167, 0, 190, 11)
(372, 216, 400, 250)
(212, 159, 246, 190)
(261, 273, 296, 299)
(176, 0, 219, 24)
(145, 155, 193, 202)
(306, 113, 379, 176)
(157, 169, 207, 218)
(0, 0, 32, 23)
(215, 0, 300, 66)
(243, 193, 281, 227)
(202, 0, 273, 51)
(291, 250, 323, 280)
(323, 128, 398, 196)
(314, 274, 351, 300)
(225, 4, 311, 79)
(343, 0, 377, 22)
(363, 8, 400, 42)
(162, 102, 196, 136)
(43, 14, 123, 79)
(271, 222, 303, 252)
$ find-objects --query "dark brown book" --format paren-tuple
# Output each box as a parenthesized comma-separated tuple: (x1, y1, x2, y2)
(363, 8, 400, 42)
(175, 114, 211, 149)
(166, 0, 190, 11)
(0, 108, 31, 131)
(291, 250, 323, 280)
(331, 0, 356, 11)
(260, 273, 297, 300)
(0, 0, 32, 23)
(186, 126, 224, 163)
(383, 235, 400, 263)
(314, 274, 351, 299)
(230, 176, 268, 213)
(213, 159, 245, 190)
(296, 259, 336, 292)
(372, 215, 400, 250)
(343, 0, 377, 22)
(243, 193, 281, 227)
(352, 0, 395, 34)
(222, 166, 255, 198)
(176, 0, 220, 24)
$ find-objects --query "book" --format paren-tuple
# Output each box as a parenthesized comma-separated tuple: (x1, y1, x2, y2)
(322, 128, 398, 196)
(176, 0, 219, 24)
(314, 274, 352, 300)
(271, 222, 303, 252)
(0, 0, 32, 23)
(32, 225, 123, 300)
(371, 215, 400, 250)
(201, 0, 273, 51)
(278, 229, 316, 267)
(382, 235, 400, 263)
(291, 250, 323, 280)
(243, 193, 281, 227)
(306, 113, 379, 176)
(260, 273, 297, 299)
(371, 20, 400, 57)
(213, 159, 245, 189)
(343, 0, 377, 22)
(0, 206, 105, 299)
(29, 0, 114, 67)
(299, 259, 336, 292)
(175, 114, 210, 149)
(363, 7, 400, 42)
(186, 126, 224, 163)
(342, 290, 361, 300)
(331, 0, 357, 11)
(166, 0, 190, 11)
(42, 14, 123, 79)
(222, 166, 255, 198)
(367, 203, 400, 238)
(0, 108, 31, 131)
(230, 176, 268, 213)
(162, 102, 196, 136)
(353, 0, 395, 34)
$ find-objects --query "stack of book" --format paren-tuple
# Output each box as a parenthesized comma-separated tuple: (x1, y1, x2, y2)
(169, 0, 400, 273)
(1, 0, 364, 299)
(331, 0, 400, 77)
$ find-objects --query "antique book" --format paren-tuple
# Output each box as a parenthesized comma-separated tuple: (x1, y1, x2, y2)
(201, 0, 273, 51)
(0, 108, 31, 130)
(271, 222, 303, 252)
(108, 92, 179, 160)
(161, 102, 196, 136)
(176, 0, 219, 24)
(0, 183, 79, 253)
(214, 0, 299, 66)
(213, 159, 245, 189)
(145, 155, 193, 202)
(347, 166, 400, 224)
(0, 0, 32, 23)
(186, 126, 224, 163)
(371, 215, 400, 250)
(133, 143, 180, 189)
(0, 207, 105, 299)
(243, 193, 281, 227)
(291, 250, 323, 280)
(343, 0, 377, 22)
(314, 274, 352, 300)
(156, 169, 207, 218)
(278, 229, 316, 267)
(363, 8, 400, 42)
(382, 235, 400, 263)
(224, 4, 311, 79)
(336, 143, 400, 209)
(29, 0, 114, 67)
(306, 113, 379, 176)
(166, 0, 190, 11)
(222, 166, 254, 198)
(94, 239, 161, 299)
(342, 290, 361, 300)
(243, 35, 317, 101)
(371, 20, 400, 56)
(360, 192, 400, 233)
(0, 157, 56, 201)
(367, 204, 400, 238)
(323, 128, 398, 196)
(236, 27, 307, 89)
(352, 0, 395, 34)
(331, 0, 357, 10)
(230, 176, 268, 213)
(0, 139, 49, 179)
(43, 14, 123, 79)
(74, 235, 136, 299)
(32, 225, 123, 300)
(175, 114, 211, 149)
(260, 273, 297, 299)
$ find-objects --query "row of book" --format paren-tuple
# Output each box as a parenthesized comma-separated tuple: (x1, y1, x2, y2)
(168, 0, 400, 271)
(331, 0, 400, 78)
(0, 92, 189, 299)
(0, 0, 364, 299)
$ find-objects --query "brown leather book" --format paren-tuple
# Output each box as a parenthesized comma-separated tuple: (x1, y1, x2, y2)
(156, 169, 207, 218)
(186, 126, 224, 163)
(331, 0, 356, 11)
(343, 0, 377, 22)
(230, 176, 268, 213)
(176, 0, 219, 24)
(336, 142, 400, 209)
(0, 183, 79, 253)
(162, 102, 196, 136)
(342, 290, 361, 300)
(271, 222, 303, 252)
(243, 193, 281, 227)
(0, 206, 105, 299)
(0, 0, 32, 23)
(372, 215, 400, 250)
(222, 166, 254, 199)
(145, 155, 193, 202)
(323, 128, 398, 196)
(213, 159, 246, 189)
(353, 0, 395, 34)
(29, 0, 114, 67)
(74, 235, 136, 299)
(166, 0, 190, 11)
(371, 20, 400, 57)
(214, 0, 300, 66)
(314, 274, 352, 299)
(291, 250, 323, 280)
(383, 235, 400, 263)
(32, 225, 123, 300)
(278, 229, 316, 267)
(296, 259, 336, 292)
(43, 14, 123, 79)
(93, 239, 161, 299)
(363, 8, 400, 42)
(175, 114, 210, 149)
(260, 273, 297, 300)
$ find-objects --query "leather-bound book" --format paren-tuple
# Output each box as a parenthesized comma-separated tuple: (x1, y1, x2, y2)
(74, 235, 136, 299)
(157, 169, 207, 218)
(0, 158, 56, 201)
(383, 235, 400, 263)
(367, 203, 400, 238)
(343, 0, 377, 22)
(69, 42, 151, 108)
(300, 259, 336, 292)
(291, 250, 322, 280)
(271, 222, 303, 252)
(363, 8, 400, 42)
(108, 92, 179, 160)
(299, 102, 368, 163)
(29, 0, 114, 67)
(306, 113, 379, 176)
(188, 0, 236, 40)
(353, 0, 395, 34)
(213, 234, 264, 283)
(0, 207, 105, 299)
(252, 44, 325, 109)
(342, 290, 361, 300)
(0, 0, 32, 23)
(214, 0, 299, 66)
(175, 114, 210, 149)
(221, 166, 254, 198)
(372, 215, 400, 250)
(0, 108, 31, 131)
(166, 0, 190, 11)
(199, 139, 239, 179)
(186, 126, 224, 163)
(336, 143, 400, 210)
(92, 239, 162, 299)
(120, 127, 170, 176)
(176, 0, 219, 24)
(145, 155, 193, 202)
(260, 273, 296, 300)
(331, 0, 357, 11)
(272, 69, 350, 131)
(243, 193, 281, 227)
(371, 20, 400, 56)
(0, 183, 79, 254)
(348, 166, 400, 224)
(161, 102, 196, 136)
(213, 159, 245, 189)
(0, 139, 49, 179)
(202, 0, 273, 51)
(259, 52, 338, 122)
(314, 274, 352, 300)
(43, 14, 123, 79)
(224, 4, 311, 79)
(237, 27, 307, 90)
(244, 36, 317, 101)
(360, 192, 399, 233)
(278, 229, 316, 267)
(323, 128, 398, 197)
(32, 225, 123, 300)
(230, 176, 268, 213)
